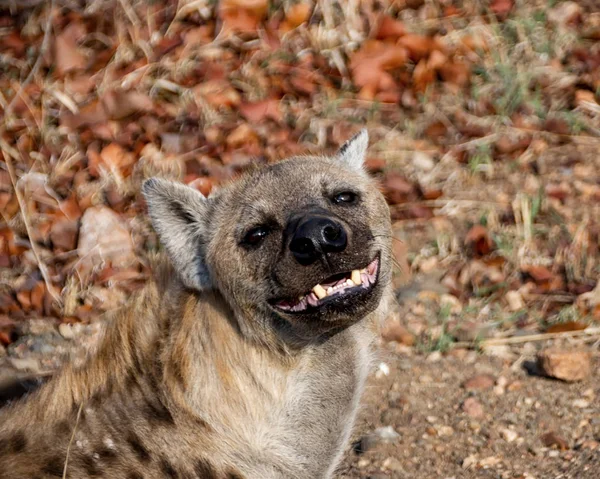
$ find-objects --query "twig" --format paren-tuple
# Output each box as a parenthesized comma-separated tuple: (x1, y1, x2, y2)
(2, 150, 63, 307)
(472, 327, 600, 347)
(3, 0, 54, 119)
(62, 402, 83, 478)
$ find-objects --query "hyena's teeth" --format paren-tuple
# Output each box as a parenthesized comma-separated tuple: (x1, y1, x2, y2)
(326, 286, 334, 295)
(351, 270, 362, 286)
(313, 284, 327, 299)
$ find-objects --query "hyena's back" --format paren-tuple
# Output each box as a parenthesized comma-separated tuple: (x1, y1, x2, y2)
(0, 277, 248, 479)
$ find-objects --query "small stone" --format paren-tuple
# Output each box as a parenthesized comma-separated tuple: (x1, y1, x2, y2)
(412, 151, 435, 171)
(572, 399, 590, 408)
(440, 294, 462, 314)
(479, 456, 501, 467)
(77, 206, 137, 276)
(462, 397, 484, 418)
(374, 426, 400, 441)
(540, 431, 569, 450)
(437, 425, 454, 437)
(375, 362, 390, 379)
(357, 458, 370, 468)
(500, 427, 518, 443)
(537, 348, 591, 382)
(462, 454, 478, 469)
(505, 290, 524, 311)
(381, 457, 404, 472)
(579, 440, 599, 451)
(462, 374, 495, 391)
(426, 351, 442, 362)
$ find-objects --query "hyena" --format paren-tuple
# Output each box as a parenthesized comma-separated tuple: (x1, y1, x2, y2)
(0, 130, 393, 478)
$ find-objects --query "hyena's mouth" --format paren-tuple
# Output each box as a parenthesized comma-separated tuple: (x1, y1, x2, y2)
(272, 255, 380, 313)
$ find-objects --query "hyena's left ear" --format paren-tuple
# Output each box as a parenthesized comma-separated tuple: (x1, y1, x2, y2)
(142, 178, 213, 291)
(335, 129, 368, 172)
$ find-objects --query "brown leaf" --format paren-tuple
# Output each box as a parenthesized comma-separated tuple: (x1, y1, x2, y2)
(464, 224, 494, 257)
(53, 21, 87, 77)
(100, 143, 137, 177)
(521, 265, 555, 284)
(239, 99, 282, 123)
(398, 34, 436, 62)
(193, 80, 241, 109)
(545, 321, 588, 334)
(281, 3, 312, 31)
(490, 0, 514, 20)
(439, 61, 471, 88)
(61, 100, 108, 130)
(102, 89, 154, 120)
(350, 40, 408, 99)
(413, 59, 435, 92)
(376, 15, 406, 40)
(50, 217, 79, 251)
(226, 124, 260, 150)
(219, 0, 268, 34)
(382, 173, 418, 205)
(540, 431, 569, 450)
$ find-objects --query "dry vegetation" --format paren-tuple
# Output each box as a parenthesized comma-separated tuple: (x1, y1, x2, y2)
(0, 0, 599, 477)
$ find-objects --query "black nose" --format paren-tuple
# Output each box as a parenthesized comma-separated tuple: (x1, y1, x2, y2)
(289, 216, 347, 265)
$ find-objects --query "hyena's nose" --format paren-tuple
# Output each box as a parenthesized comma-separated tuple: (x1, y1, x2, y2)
(289, 216, 347, 265)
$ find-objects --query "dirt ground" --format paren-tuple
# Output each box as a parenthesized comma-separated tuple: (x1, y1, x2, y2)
(339, 329, 600, 479)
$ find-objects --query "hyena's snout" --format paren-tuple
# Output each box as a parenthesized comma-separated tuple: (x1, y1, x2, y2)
(288, 214, 348, 265)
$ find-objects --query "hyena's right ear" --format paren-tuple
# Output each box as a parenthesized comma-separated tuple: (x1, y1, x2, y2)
(142, 178, 213, 291)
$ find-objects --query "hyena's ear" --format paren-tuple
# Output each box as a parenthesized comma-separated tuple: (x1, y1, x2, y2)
(142, 178, 213, 291)
(335, 129, 368, 172)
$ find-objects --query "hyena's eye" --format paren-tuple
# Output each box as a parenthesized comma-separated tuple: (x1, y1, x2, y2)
(242, 226, 270, 247)
(332, 191, 359, 205)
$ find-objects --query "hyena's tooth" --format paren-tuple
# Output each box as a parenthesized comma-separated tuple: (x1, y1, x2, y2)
(313, 284, 327, 299)
(351, 270, 361, 286)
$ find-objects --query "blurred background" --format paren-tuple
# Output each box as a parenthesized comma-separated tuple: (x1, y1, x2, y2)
(0, 0, 599, 477)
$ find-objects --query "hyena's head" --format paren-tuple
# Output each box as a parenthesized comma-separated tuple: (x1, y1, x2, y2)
(143, 130, 392, 343)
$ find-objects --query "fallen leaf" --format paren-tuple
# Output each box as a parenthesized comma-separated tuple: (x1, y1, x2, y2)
(53, 21, 87, 77)
(376, 15, 406, 40)
(545, 321, 588, 334)
(102, 89, 154, 120)
(490, 0, 514, 20)
(464, 224, 494, 257)
(540, 431, 570, 450)
(219, 0, 268, 34)
(99, 143, 137, 178)
(281, 3, 312, 31)
(239, 98, 282, 123)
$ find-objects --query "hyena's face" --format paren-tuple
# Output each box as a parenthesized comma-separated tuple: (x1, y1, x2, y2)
(143, 131, 392, 337)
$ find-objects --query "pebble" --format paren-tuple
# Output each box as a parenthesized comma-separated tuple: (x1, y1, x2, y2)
(375, 362, 390, 378)
(500, 427, 518, 443)
(412, 151, 435, 171)
(462, 397, 484, 418)
(382, 456, 405, 472)
(537, 348, 591, 382)
(462, 373, 495, 391)
(572, 399, 590, 409)
(374, 426, 400, 441)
